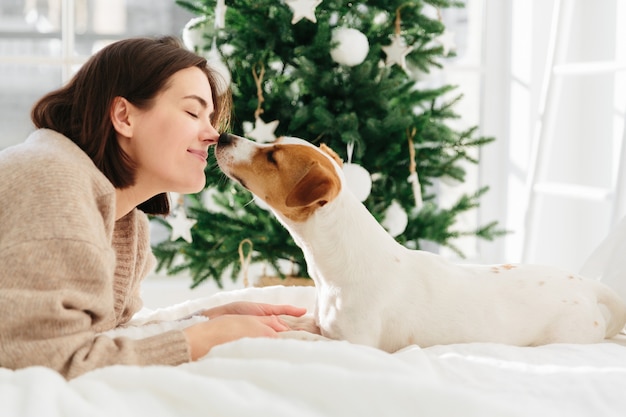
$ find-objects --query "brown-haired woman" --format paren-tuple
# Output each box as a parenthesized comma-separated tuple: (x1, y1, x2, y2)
(0, 36, 306, 379)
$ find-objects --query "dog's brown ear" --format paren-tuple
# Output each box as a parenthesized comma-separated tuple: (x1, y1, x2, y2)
(320, 144, 343, 167)
(285, 163, 338, 208)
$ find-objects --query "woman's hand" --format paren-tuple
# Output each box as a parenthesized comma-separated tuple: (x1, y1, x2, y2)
(182, 301, 309, 360)
(200, 301, 307, 320)
(183, 314, 289, 360)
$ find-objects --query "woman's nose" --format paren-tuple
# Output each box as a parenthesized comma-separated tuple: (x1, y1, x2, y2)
(202, 122, 220, 143)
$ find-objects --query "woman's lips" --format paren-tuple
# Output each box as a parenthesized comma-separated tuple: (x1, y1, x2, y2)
(188, 149, 209, 162)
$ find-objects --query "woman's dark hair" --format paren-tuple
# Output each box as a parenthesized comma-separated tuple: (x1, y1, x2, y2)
(31, 36, 232, 215)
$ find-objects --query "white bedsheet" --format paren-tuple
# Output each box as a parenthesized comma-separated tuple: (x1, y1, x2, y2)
(2, 286, 625, 417)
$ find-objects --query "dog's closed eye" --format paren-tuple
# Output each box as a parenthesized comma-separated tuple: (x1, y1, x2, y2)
(266, 150, 277, 164)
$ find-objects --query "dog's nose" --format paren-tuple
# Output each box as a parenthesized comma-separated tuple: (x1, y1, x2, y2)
(218, 132, 233, 146)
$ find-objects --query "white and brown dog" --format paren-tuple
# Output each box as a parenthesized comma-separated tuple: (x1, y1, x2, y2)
(215, 133, 626, 352)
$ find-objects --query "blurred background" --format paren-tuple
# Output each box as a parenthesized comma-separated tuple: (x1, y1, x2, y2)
(1, 0, 624, 305)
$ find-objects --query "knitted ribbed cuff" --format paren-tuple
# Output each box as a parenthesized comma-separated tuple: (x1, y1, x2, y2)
(135, 329, 191, 366)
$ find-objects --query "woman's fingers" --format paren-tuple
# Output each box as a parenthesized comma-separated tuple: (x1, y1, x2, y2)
(250, 303, 307, 317)
(198, 302, 307, 319)
(260, 315, 290, 332)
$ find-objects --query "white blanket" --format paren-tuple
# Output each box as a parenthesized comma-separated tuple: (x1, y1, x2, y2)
(2, 285, 626, 417)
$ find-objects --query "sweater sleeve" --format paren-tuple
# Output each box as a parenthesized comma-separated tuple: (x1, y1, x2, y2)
(0, 241, 190, 379)
(0, 131, 191, 379)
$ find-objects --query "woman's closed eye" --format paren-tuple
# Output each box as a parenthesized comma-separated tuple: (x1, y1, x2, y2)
(186, 111, 199, 119)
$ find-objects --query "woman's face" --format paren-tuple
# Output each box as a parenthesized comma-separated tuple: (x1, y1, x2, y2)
(122, 66, 219, 195)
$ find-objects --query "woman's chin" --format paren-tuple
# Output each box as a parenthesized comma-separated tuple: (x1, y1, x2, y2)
(181, 181, 206, 195)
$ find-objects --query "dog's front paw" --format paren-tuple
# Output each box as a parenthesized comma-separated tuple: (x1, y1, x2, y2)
(279, 330, 331, 342)
(280, 314, 321, 335)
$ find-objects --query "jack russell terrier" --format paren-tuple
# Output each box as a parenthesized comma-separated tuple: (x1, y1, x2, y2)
(215, 133, 626, 352)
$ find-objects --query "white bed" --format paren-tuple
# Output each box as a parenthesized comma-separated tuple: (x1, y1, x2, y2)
(2, 284, 625, 417)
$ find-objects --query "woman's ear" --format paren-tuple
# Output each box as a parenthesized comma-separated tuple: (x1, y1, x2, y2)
(110, 96, 133, 137)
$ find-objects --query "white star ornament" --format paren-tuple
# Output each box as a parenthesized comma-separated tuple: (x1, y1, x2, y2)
(286, 0, 323, 24)
(382, 35, 414, 70)
(168, 208, 197, 243)
(248, 116, 280, 143)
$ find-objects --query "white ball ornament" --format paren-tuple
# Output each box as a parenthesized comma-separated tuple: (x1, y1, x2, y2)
(382, 200, 409, 237)
(343, 163, 372, 202)
(205, 45, 232, 95)
(202, 187, 223, 213)
(330, 27, 370, 67)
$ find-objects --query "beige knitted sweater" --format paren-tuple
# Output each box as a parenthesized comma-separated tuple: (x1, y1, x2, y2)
(0, 129, 191, 379)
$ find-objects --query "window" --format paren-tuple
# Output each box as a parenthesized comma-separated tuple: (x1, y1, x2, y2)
(479, 1, 626, 271)
(0, 0, 193, 149)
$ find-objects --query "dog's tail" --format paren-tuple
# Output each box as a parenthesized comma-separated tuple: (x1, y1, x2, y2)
(596, 283, 626, 338)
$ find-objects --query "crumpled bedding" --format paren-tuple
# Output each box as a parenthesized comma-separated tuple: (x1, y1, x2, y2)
(2, 285, 625, 417)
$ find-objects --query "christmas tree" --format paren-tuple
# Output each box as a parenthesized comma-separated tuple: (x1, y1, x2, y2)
(152, 0, 505, 288)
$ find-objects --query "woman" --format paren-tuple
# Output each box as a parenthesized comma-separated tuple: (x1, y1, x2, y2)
(0, 36, 307, 379)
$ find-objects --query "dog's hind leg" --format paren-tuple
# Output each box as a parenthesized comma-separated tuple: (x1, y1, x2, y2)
(595, 284, 626, 337)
